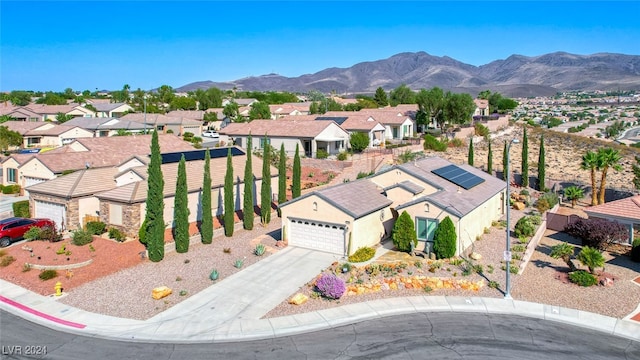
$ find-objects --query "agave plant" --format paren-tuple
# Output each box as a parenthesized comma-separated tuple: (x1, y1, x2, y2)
(254, 243, 266, 256)
(234, 258, 244, 269)
(209, 269, 219, 281)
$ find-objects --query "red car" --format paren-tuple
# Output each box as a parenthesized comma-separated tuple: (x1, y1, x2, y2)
(0, 217, 56, 247)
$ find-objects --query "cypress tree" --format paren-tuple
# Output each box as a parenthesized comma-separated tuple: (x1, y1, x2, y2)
(223, 147, 234, 237)
(521, 126, 529, 187)
(487, 141, 493, 175)
(278, 143, 287, 214)
(173, 154, 189, 253)
(145, 130, 165, 262)
(433, 216, 457, 259)
(292, 143, 301, 199)
(538, 135, 546, 191)
(502, 141, 508, 182)
(468, 139, 474, 166)
(243, 135, 254, 230)
(260, 136, 272, 225)
(391, 211, 417, 253)
(200, 148, 213, 244)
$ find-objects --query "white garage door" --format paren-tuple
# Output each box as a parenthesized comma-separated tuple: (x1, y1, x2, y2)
(24, 177, 46, 187)
(34, 200, 66, 231)
(289, 218, 345, 255)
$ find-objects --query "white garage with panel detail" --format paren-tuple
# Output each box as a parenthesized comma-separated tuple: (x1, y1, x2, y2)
(289, 219, 345, 255)
(34, 200, 66, 231)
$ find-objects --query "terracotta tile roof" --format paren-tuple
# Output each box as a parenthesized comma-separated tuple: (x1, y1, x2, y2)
(19, 135, 195, 173)
(584, 195, 640, 222)
(96, 151, 278, 203)
(1, 153, 34, 166)
(6, 107, 41, 118)
(120, 113, 202, 125)
(340, 115, 383, 131)
(26, 167, 119, 197)
(219, 119, 341, 137)
(474, 99, 489, 109)
(325, 110, 413, 125)
(166, 110, 206, 120)
(0, 102, 19, 115)
(64, 117, 148, 131)
(92, 102, 128, 112)
(26, 103, 80, 114)
(1, 121, 49, 134)
(25, 124, 86, 136)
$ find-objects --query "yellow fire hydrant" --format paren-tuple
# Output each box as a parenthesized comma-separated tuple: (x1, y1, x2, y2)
(54, 282, 63, 296)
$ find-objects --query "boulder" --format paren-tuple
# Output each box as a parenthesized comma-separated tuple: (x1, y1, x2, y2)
(288, 293, 308, 305)
(512, 202, 526, 210)
(152, 286, 172, 300)
(599, 277, 614, 287)
(470, 252, 482, 260)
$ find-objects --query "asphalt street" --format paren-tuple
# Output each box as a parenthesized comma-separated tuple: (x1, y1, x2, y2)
(1, 310, 639, 360)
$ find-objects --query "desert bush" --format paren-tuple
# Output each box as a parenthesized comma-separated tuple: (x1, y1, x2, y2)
(315, 273, 346, 299)
(0, 255, 16, 267)
(39, 269, 58, 281)
(348, 247, 376, 263)
(71, 229, 94, 246)
(433, 216, 457, 259)
(316, 149, 329, 159)
(535, 192, 559, 213)
(423, 134, 448, 152)
(514, 216, 536, 238)
(564, 218, 629, 251)
(474, 123, 490, 138)
(356, 171, 373, 179)
(448, 138, 464, 148)
(350, 132, 370, 153)
(568, 270, 597, 287)
(24, 226, 42, 241)
(85, 221, 106, 235)
(39, 227, 62, 243)
(12, 200, 29, 218)
(337, 151, 348, 161)
(108, 227, 126, 242)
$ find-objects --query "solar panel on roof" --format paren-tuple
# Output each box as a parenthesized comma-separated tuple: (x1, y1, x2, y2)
(431, 164, 485, 190)
(159, 147, 245, 164)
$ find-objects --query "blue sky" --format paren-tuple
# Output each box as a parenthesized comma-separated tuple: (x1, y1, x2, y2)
(2, 1, 639, 92)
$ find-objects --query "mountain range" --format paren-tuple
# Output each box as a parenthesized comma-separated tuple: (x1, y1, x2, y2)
(176, 51, 640, 98)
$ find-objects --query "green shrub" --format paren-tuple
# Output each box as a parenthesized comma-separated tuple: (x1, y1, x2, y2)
(423, 134, 448, 152)
(337, 151, 348, 161)
(39, 269, 58, 281)
(316, 149, 329, 159)
(12, 200, 29, 218)
(348, 247, 376, 262)
(24, 226, 42, 241)
(514, 216, 536, 238)
(108, 227, 126, 242)
(631, 238, 640, 263)
(568, 270, 597, 287)
(448, 138, 464, 148)
(535, 192, 559, 213)
(356, 171, 373, 179)
(433, 216, 457, 259)
(392, 211, 418, 253)
(85, 221, 106, 235)
(349, 132, 370, 153)
(39, 227, 62, 243)
(71, 229, 94, 246)
(2, 184, 20, 194)
(0, 255, 16, 267)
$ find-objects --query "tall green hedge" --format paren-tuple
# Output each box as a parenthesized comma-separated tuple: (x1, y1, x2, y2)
(433, 216, 456, 259)
(392, 211, 417, 253)
(12, 200, 29, 218)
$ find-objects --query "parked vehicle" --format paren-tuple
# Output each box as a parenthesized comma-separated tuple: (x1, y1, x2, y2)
(0, 217, 55, 247)
(202, 130, 220, 139)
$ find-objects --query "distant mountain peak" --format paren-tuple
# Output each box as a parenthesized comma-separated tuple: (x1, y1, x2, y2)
(175, 51, 640, 97)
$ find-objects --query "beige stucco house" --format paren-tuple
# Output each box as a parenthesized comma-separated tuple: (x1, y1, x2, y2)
(26, 103, 95, 121)
(64, 117, 148, 137)
(1, 120, 94, 148)
(328, 109, 416, 140)
(92, 102, 133, 118)
(316, 114, 386, 147)
(120, 113, 203, 137)
(220, 119, 350, 158)
(279, 156, 506, 257)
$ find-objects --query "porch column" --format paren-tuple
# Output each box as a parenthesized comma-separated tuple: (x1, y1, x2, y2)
(630, 224, 634, 245)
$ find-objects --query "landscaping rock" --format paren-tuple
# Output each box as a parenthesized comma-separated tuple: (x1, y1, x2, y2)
(599, 277, 614, 287)
(151, 286, 172, 300)
(470, 252, 482, 260)
(512, 202, 526, 210)
(288, 293, 308, 305)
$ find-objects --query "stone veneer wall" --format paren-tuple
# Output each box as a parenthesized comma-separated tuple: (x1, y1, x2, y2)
(99, 201, 142, 238)
(28, 193, 78, 231)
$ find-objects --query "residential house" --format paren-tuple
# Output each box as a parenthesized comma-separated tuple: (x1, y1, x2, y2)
(583, 195, 640, 245)
(120, 113, 203, 137)
(474, 99, 490, 117)
(219, 119, 350, 157)
(1, 121, 94, 148)
(327, 110, 415, 140)
(1, 134, 195, 194)
(222, 98, 258, 107)
(4, 107, 42, 122)
(64, 117, 148, 137)
(25, 147, 278, 237)
(92, 102, 133, 118)
(279, 156, 506, 256)
(26, 103, 95, 121)
(269, 104, 304, 119)
(315, 114, 385, 147)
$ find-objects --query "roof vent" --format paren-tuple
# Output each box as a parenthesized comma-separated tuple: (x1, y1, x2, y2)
(85, 162, 90, 169)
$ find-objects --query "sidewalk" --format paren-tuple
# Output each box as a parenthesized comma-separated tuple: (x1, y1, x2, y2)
(2, 247, 640, 343)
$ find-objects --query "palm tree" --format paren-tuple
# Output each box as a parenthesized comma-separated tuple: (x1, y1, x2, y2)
(580, 151, 599, 206)
(563, 186, 584, 208)
(577, 246, 605, 274)
(596, 147, 623, 205)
